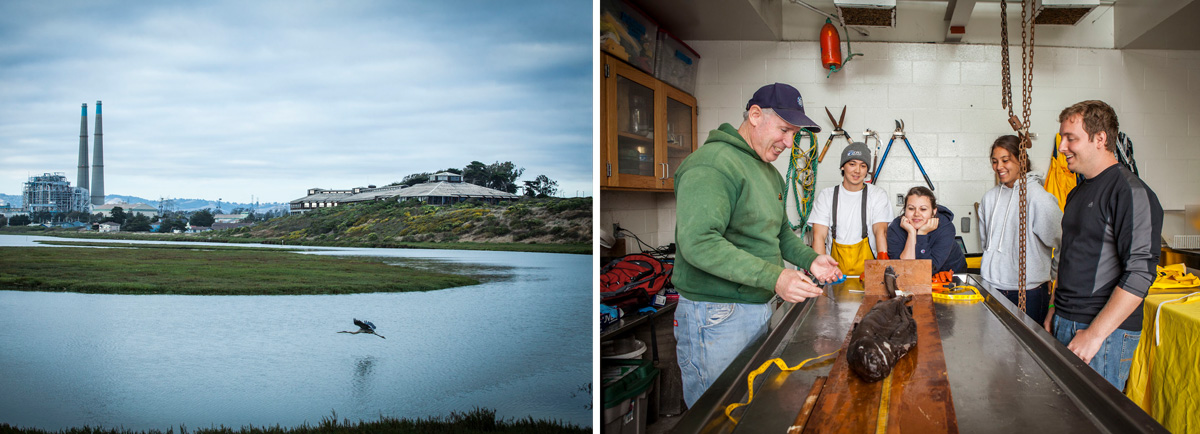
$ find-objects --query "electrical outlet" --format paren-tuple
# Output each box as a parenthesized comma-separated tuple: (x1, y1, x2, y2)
(961, 217, 970, 233)
(896, 194, 903, 206)
(612, 223, 623, 238)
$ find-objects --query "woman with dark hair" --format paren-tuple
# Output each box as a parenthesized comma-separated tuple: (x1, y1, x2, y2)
(978, 135, 1062, 324)
(886, 186, 967, 274)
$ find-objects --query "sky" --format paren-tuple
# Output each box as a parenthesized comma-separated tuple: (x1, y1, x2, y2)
(0, 0, 593, 204)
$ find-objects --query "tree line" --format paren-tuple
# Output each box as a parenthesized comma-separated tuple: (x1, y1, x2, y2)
(393, 160, 559, 198)
(0, 206, 289, 231)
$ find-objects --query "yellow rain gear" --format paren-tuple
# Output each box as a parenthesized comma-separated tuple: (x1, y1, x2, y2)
(1045, 133, 1077, 212)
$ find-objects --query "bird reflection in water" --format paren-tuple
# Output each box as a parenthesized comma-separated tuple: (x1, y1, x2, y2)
(356, 356, 375, 378)
(352, 356, 376, 404)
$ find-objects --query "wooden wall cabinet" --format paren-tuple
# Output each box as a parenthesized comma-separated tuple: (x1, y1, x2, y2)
(601, 53, 698, 191)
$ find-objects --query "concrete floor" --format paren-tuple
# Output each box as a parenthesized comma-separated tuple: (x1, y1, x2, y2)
(647, 414, 683, 434)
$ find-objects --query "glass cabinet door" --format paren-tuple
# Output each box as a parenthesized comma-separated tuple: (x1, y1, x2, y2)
(664, 94, 694, 183)
(616, 75, 656, 178)
(601, 52, 696, 191)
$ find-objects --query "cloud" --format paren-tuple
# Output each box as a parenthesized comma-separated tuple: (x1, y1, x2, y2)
(0, 0, 593, 202)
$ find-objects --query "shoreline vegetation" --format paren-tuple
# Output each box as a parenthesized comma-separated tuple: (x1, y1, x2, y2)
(0, 197, 591, 255)
(0, 408, 590, 433)
(0, 243, 480, 295)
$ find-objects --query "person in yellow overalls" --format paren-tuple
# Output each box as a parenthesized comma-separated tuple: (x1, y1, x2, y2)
(809, 142, 894, 276)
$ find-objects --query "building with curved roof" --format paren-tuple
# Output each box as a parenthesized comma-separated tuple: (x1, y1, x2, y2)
(289, 172, 518, 213)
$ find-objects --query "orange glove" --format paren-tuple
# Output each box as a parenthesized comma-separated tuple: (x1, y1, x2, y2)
(932, 271, 954, 292)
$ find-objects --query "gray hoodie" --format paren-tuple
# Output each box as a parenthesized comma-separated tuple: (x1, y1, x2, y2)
(978, 176, 1062, 290)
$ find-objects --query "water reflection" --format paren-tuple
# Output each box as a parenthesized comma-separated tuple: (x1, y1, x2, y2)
(0, 235, 591, 431)
(352, 356, 376, 410)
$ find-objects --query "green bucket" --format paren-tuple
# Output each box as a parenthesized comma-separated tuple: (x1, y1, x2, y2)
(601, 358, 660, 409)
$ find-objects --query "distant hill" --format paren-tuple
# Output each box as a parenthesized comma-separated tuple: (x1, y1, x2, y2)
(0, 193, 287, 213)
(214, 196, 592, 246)
(106, 195, 289, 213)
(4, 197, 592, 253)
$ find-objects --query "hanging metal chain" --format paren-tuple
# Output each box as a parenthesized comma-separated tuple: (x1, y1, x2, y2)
(1018, 147, 1030, 311)
(1000, 0, 1011, 111)
(1021, 0, 1036, 134)
(1000, 0, 1036, 312)
(1017, 0, 1036, 313)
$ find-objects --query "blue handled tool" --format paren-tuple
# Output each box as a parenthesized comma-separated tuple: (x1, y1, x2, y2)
(805, 270, 845, 303)
(871, 119, 935, 190)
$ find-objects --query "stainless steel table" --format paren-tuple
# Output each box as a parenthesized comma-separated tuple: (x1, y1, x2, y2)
(673, 274, 1169, 434)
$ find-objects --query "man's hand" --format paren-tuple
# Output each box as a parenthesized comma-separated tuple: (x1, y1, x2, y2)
(1061, 287, 1141, 364)
(809, 254, 843, 282)
(1067, 327, 1106, 364)
(774, 269, 823, 303)
(917, 213, 940, 235)
(1043, 305, 1056, 333)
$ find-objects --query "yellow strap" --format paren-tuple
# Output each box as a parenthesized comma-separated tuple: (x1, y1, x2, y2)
(931, 285, 983, 302)
(875, 374, 893, 434)
(724, 351, 839, 424)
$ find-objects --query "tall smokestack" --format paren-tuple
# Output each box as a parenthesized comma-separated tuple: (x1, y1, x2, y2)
(78, 103, 89, 191)
(90, 100, 104, 205)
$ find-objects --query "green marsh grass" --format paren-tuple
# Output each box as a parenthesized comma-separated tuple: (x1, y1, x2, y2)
(0, 244, 478, 295)
(13, 231, 590, 254)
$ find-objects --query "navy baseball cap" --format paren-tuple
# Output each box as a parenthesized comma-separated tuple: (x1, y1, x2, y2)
(746, 83, 821, 133)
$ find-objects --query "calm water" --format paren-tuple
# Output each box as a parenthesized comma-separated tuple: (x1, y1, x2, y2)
(0, 235, 592, 430)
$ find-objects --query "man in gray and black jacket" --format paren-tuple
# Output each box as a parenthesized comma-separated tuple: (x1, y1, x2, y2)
(1045, 100, 1163, 391)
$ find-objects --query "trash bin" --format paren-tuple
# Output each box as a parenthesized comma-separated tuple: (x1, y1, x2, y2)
(601, 338, 647, 360)
(602, 358, 659, 434)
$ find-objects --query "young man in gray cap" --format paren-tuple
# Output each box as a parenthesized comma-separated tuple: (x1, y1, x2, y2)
(673, 82, 843, 406)
(808, 142, 894, 276)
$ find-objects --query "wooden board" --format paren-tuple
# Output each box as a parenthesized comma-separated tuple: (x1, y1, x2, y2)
(799, 260, 958, 434)
(863, 259, 932, 296)
(789, 376, 827, 433)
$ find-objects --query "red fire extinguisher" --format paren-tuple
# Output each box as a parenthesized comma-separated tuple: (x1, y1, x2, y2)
(820, 18, 842, 72)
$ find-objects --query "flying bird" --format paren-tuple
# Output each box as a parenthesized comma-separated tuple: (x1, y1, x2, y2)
(339, 318, 386, 339)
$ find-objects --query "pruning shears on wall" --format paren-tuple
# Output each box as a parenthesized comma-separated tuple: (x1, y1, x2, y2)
(818, 106, 853, 163)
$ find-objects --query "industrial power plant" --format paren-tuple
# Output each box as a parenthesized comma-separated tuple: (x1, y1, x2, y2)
(90, 101, 105, 205)
(16, 101, 106, 220)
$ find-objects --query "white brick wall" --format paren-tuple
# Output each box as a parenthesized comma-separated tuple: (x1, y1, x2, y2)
(599, 190, 675, 254)
(601, 41, 1200, 254)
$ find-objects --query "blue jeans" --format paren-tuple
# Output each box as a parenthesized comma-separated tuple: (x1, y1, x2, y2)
(1051, 315, 1141, 391)
(998, 282, 1050, 325)
(674, 294, 772, 408)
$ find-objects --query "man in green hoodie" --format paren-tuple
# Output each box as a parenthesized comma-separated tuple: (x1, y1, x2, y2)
(673, 83, 843, 406)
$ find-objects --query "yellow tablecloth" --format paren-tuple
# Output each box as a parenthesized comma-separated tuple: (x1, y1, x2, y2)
(1126, 290, 1200, 433)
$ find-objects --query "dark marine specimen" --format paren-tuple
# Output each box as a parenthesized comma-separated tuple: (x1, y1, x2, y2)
(847, 266, 918, 382)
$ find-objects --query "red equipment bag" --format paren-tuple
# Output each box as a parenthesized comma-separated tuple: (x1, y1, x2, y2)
(600, 254, 673, 309)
